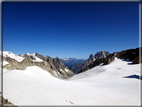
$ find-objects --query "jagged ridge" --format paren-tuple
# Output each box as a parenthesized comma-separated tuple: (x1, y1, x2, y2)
(1, 52, 74, 79)
(69, 51, 110, 74)
(79, 47, 141, 74)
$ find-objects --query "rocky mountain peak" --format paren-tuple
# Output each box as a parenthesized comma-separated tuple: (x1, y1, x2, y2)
(34, 52, 44, 60)
(78, 47, 141, 74)
(2, 52, 74, 79)
(89, 54, 94, 60)
(94, 51, 110, 59)
(18, 54, 24, 57)
(54, 57, 61, 64)
(24, 54, 36, 60)
(33, 52, 38, 56)
(45, 55, 53, 62)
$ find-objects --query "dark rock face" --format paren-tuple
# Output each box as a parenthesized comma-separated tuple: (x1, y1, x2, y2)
(34, 52, 45, 60)
(78, 47, 141, 74)
(89, 54, 94, 61)
(78, 53, 115, 73)
(69, 54, 95, 74)
(69, 51, 109, 74)
(24, 54, 36, 61)
(115, 47, 141, 64)
(94, 51, 110, 59)
(133, 56, 139, 64)
(103, 53, 115, 65)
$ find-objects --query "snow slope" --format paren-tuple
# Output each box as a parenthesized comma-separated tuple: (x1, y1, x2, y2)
(3, 57, 141, 106)
(0, 51, 43, 63)
(1, 51, 24, 62)
(31, 53, 43, 62)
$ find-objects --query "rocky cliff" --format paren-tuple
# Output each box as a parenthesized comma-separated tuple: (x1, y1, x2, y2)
(2, 52, 74, 79)
(69, 51, 110, 74)
(94, 51, 109, 59)
(78, 47, 141, 74)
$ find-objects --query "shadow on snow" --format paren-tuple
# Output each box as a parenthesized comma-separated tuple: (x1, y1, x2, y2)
(123, 74, 141, 80)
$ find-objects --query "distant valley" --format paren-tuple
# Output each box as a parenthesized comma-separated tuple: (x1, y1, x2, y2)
(60, 58, 85, 68)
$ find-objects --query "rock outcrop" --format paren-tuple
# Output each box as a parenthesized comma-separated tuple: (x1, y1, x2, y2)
(78, 53, 115, 73)
(0, 96, 17, 107)
(69, 51, 110, 74)
(69, 54, 95, 74)
(24, 54, 36, 60)
(94, 51, 109, 59)
(34, 52, 45, 60)
(115, 47, 141, 64)
(2, 52, 74, 79)
(78, 47, 141, 74)
(18, 54, 24, 57)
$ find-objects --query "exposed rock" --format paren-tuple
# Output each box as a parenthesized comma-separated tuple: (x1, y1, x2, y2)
(0, 96, 17, 107)
(78, 47, 141, 74)
(94, 51, 110, 59)
(103, 53, 115, 65)
(89, 54, 94, 61)
(69, 51, 109, 74)
(3, 54, 74, 79)
(24, 54, 36, 61)
(69, 54, 95, 74)
(115, 47, 142, 64)
(34, 52, 44, 60)
(133, 56, 139, 64)
(79, 53, 115, 73)
(2, 56, 17, 64)
(18, 54, 24, 57)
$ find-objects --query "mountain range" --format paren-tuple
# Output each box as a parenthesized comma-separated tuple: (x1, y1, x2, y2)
(0, 47, 141, 78)
(1, 47, 141, 106)
(60, 58, 85, 68)
(0, 52, 74, 79)
(79, 47, 141, 73)
(69, 51, 110, 74)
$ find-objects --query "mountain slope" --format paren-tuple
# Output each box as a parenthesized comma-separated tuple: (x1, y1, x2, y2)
(2, 57, 141, 105)
(1, 52, 74, 79)
(79, 47, 141, 74)
(69, 51, 109, 74)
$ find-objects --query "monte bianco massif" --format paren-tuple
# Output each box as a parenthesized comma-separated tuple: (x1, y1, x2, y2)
(0, 47, 141, 106)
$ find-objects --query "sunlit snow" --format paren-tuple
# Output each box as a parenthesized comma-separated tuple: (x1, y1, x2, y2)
(1, 51, 43, 62)
(1, 51, 24, 62)
(2, 57, 141, 106)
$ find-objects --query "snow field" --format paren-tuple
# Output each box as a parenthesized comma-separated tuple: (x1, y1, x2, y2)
(2, 57, 141, 105)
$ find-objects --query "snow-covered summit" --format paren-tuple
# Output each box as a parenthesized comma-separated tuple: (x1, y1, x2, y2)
(0, 51, 43, 62)
(0, 51, 24, 62)
(24, 52, 43, 62)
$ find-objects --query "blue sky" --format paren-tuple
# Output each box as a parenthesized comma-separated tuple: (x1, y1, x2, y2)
(3, 3, 139, 59)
